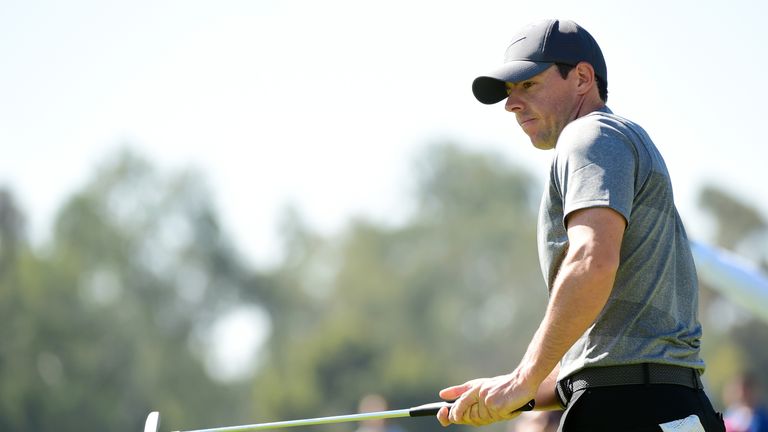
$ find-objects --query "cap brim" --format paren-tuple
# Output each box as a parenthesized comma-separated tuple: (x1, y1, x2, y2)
(472, 61, 553, 104)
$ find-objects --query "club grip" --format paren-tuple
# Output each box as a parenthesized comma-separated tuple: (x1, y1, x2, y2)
(408, 399, 535, 417)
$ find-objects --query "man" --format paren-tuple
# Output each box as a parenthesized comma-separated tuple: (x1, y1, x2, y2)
(435, 19, 725, 431)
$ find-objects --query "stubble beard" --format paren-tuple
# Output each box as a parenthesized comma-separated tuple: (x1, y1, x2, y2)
(528, 126, 560, 150)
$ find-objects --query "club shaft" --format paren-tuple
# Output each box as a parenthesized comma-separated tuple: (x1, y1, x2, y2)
(172, 400, 534, 432)
(173, 408, 412, 432)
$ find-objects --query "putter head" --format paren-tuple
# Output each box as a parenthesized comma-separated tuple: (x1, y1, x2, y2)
(144, 411, 161, 432)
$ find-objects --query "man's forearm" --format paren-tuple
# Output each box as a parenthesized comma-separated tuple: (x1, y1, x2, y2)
(437, 209, 624, 427)
(517, 217, 621, 390)
(533, 365, 562, 411)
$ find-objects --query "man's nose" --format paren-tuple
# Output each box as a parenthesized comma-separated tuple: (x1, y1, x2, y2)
(505, 92, 523, 112)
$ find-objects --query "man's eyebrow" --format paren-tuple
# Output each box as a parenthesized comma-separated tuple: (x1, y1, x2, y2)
(506, 79, 534, 88)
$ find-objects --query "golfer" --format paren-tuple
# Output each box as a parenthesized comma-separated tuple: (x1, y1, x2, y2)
(436, 19, 725, 431)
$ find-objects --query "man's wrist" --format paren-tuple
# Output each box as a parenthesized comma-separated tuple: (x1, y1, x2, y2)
(507, 366, 542, 397)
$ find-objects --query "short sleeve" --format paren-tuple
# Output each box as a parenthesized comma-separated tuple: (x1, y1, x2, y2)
(553, 118, 637, 224)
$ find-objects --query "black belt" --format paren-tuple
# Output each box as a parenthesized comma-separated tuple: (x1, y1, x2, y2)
(556, 363, 704, 407)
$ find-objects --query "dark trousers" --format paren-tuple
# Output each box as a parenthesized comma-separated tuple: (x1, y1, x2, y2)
(559, 384, 725, 432)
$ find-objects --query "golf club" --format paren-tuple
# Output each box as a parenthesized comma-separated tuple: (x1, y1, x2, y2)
(144, 399, 535, 432)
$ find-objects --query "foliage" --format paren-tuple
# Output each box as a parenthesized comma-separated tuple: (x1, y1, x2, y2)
(252, 143, 544, 432)
(699, 185, 767, 254)
(0, 150, 260, 431)
(696, 184, 768, 407)
(1, 142, 766, 431)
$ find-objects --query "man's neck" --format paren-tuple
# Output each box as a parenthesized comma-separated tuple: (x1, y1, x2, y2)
(574, 94, 606, 120)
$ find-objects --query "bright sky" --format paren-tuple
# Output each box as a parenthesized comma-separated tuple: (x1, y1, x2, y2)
(2, 0, 767, 268)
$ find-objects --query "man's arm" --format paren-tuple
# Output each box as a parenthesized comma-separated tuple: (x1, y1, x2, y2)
(533, 364, 561, 411)
(438, 207, 625, 427)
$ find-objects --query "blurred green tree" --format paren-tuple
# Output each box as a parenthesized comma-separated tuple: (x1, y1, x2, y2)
(9, 143, 766, 431)
(699, 185, 766, 253)
(252, 142, 546, 432)
(0, 149, 267, 431)
(696, 184, 768, 408)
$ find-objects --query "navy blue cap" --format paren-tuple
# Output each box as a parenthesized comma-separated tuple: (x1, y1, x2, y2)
(472, 19, 607, 104)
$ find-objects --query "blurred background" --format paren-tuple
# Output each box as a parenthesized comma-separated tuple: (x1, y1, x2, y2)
(1, 1, 767, 431)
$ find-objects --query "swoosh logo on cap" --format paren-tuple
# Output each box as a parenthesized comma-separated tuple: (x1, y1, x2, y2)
(509, 36, 526, 46)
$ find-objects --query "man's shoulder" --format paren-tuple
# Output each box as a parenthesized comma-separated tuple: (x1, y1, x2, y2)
(557, 107, 637, 153)
(568, 107, 637, 131)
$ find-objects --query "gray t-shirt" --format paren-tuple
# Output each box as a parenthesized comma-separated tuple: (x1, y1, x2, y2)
(537, 107, 704, 381)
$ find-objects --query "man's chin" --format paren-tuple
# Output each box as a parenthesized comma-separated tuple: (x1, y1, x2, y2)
(527, 131, 560, 150)
(531, 139, 556, 150)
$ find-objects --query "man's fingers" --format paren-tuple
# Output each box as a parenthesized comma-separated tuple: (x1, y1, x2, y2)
(439, 383, 471, 400)
(437, 406, 451, 427)
(440, 381, 476, 424)
(437, 375, 535, 426)
(478, 399, 493, 423)
(464, 403, 479, 425)
(448, 390, 478, 424)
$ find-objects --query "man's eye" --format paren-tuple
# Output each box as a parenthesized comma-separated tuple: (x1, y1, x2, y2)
(522, 81, 535, 89)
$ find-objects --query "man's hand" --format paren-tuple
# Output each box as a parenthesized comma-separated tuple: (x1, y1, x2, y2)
(436, 372, 537, 427)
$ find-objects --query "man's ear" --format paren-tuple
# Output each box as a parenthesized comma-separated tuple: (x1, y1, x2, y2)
(574, 62, 596, 96)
